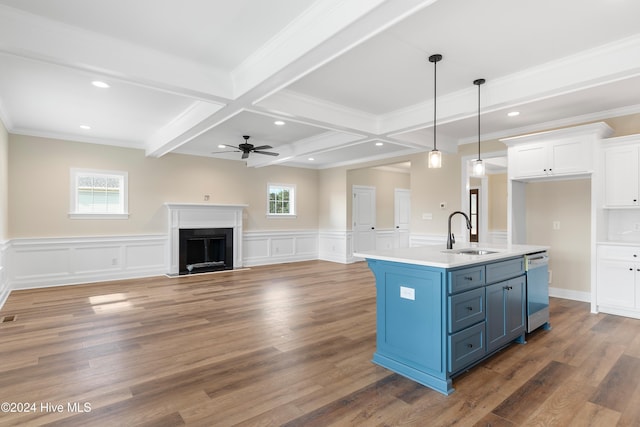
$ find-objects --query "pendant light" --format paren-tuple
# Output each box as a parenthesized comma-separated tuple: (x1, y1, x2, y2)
(428, 54, 443, 168)
(471, 78, 486, 177)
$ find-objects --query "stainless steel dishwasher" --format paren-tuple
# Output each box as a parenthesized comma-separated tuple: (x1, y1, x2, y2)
(525, 251, 551, 333)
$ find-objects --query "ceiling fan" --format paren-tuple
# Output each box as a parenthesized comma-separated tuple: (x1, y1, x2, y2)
(213, 135, 279, 159)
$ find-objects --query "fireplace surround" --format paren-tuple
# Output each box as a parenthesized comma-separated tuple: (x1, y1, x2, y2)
(165, 203, 246, 276)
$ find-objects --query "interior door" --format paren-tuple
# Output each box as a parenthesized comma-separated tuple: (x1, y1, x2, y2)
(469, 188, 479, 243)
(353, 185, 376, 254)
(395, 188, 411, 248)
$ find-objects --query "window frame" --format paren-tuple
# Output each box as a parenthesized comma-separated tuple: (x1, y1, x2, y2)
(266, 183, 296, 218)
(69, 168, 129, 219)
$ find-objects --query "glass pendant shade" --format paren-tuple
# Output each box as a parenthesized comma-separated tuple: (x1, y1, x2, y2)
(471, 158, 485, 177)
(428, 149, 442, 168)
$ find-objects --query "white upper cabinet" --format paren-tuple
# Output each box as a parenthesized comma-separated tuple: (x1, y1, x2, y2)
(503, 122, 613, 181)
(603, 136, 640, 208)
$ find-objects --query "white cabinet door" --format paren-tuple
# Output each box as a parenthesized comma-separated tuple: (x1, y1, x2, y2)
(604, 145, 639, 207)
(551, 138, 591, 175)
(597, 259, 636, 309)
(511, 143, 547, 178)
(510, 139, 591, 180)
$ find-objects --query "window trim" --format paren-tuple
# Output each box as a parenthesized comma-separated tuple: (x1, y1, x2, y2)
(266, 183, 296, 218)
(69, 168, 129, 219)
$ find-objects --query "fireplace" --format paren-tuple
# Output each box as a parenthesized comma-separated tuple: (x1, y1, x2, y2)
(179, 228, 233, 274)
(165, 203, 246, 276)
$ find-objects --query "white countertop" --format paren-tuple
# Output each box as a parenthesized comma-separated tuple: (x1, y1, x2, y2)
(354, 243, 549, 269)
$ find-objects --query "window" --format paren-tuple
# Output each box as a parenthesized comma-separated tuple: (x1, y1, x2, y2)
(267, 183, 296, 217)
(70, 168, 128, 219)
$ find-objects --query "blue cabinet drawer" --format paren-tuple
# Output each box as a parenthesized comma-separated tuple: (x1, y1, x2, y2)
(448, 265, 485, 294)
(449, 287, 485, 333)
(448, 322, 486, 373)
(486, 257, 524, 284)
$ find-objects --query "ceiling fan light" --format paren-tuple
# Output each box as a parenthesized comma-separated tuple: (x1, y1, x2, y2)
(428, 149, 442, 168)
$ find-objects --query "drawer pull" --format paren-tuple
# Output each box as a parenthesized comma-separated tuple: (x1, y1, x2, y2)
(466, 306, 474, 311)
(464, 276, 474, 281)
(467, 343, 473, 348)
(503, 285, 513, 291)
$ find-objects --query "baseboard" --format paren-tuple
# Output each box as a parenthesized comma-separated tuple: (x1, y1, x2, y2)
(549, 286, 591, 303)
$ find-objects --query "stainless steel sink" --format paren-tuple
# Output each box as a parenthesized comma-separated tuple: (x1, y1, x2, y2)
(442, 248, 498, 255)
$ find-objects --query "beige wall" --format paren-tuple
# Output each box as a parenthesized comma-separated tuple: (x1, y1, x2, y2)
(410, 151, 463, 234)
(525, 180, 591, 293)
(347, 167, 410, 229)
(488, 173, 508, 231)
(0, 118, 7, 241)
(318, 167, 348, 230)
(8, 134, 319, 238)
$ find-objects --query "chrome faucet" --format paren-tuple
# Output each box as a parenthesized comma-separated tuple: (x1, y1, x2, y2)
(447, 211, 472, 249)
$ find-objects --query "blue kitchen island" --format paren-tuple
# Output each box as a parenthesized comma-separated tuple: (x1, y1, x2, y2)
(354, 244, 548, 395)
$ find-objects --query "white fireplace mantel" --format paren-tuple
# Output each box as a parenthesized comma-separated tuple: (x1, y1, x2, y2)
(165, 203, 247, 275)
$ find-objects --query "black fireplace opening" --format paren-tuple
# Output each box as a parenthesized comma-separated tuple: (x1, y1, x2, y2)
(179, 228, 233, 274)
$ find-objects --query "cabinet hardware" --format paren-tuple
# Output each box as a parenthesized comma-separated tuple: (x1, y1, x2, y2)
(464, 276, 473, 281)
(466, 306, 473, 311)
(467, 343, 473, 348)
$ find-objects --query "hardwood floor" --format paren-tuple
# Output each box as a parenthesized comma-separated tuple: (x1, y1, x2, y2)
(1, 260, 639, 426)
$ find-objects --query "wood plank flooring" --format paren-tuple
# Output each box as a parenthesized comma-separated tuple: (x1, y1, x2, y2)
(1, 260, 639, 426)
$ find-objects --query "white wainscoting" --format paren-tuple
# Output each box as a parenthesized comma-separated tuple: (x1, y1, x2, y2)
(375, 229, 396, 251)
(318, 230, 355, 264)
(409, 233, 446, 247)
(8, 235, 167, 290)
(0, 240, 9, 308)
(243, 230, 319, 267)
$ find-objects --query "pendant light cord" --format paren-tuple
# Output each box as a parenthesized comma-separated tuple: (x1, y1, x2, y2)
(477, 82, 480, 159)
(429, 54, 442, 152)
(473, 78, 485, 160)
(433, 59, 437, 151)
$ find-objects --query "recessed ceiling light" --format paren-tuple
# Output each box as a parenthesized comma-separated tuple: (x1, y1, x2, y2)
(375, 142, 384, 146)
(308, 157, 315, 161)
(274, 120, 285, 126)
(218, 144, 226, 149)
(79, 124, 91, 130)
(91, 80, 110, 89)
(507, 111, 520, 117)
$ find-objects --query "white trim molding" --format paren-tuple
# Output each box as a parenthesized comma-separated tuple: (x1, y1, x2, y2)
(243, 230, 318, 267)
(318, 230, 355, 264)
(0, 240, 9, 308)
(165, 203, 246, 275)
(8, 235, 167, 291)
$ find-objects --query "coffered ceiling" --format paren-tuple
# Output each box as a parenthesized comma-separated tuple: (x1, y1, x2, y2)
(1, 0, 639, 168)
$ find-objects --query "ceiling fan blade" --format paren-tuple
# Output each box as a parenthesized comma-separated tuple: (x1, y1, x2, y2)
(241, 151, 249, 159)
(254, 150, 279, 156)
(252, 145, 273, 150)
